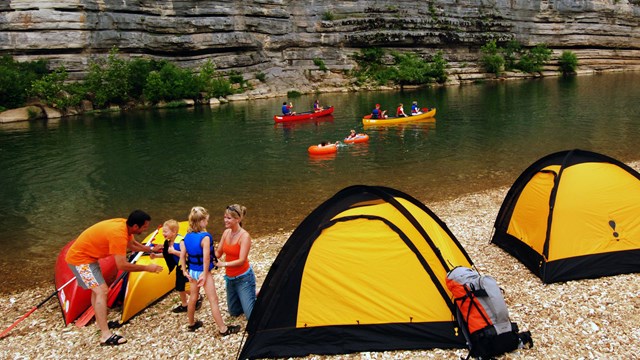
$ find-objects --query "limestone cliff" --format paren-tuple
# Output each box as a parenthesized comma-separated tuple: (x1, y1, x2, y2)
(1, 0, 639, 98)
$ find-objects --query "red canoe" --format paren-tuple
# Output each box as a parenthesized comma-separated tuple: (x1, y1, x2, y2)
(55, 239, 118, 325)
(273, 106, 334, 122)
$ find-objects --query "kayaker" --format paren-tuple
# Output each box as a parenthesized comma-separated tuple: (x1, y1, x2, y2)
(411, 101, 423, 115)
(65, 210, 163, 346)
(313, 99, 324, 112)
(371, 103, 387, 119)
(179, 206, 241, 335)
(397, 103, 408, 117)
(214, 204, 257, 320)
(151, 219, 203, 314)
(282, 102, 295, 116)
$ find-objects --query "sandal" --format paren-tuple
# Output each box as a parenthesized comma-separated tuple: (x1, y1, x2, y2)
(195, 295, 203, 310)
(188, 320, 203, 332)
(107, 320, 122, 329)
(172, 305, 188, 313)
(219, 324, 241, 336)
(100, 333, 127, 346)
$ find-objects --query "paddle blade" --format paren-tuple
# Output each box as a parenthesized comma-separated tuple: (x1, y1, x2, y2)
(0, 307, 37, 338)
(1, 289, 59, 338)
(106, 275, 126, 308)
(74, 306, 94, 328)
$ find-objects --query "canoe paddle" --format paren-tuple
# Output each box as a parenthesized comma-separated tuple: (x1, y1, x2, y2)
(0, 277, 76, 339)
(74, 226, 162, 328)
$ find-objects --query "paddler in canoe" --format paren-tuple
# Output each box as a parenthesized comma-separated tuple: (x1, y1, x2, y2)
(371, 103, 388, 119)
(411, 100, 423, 115)
(313, 99, 324, 112)
(282, 101, 296, 116)
(396, 103, 408, 117)
(65, 210, 164, 346)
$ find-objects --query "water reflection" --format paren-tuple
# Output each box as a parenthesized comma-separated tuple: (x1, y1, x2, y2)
(308, 152, 338, 164)
(1, 72, 640, 293)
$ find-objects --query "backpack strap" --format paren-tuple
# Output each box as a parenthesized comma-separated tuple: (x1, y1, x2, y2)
(463, 284, 493, 329)
(453, 305, 473, 360)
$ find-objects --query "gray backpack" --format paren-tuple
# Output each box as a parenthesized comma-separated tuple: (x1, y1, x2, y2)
(446, 266, 533, 359)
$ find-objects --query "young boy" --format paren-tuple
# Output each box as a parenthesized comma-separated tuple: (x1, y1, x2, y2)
(156, 219, 202, 313)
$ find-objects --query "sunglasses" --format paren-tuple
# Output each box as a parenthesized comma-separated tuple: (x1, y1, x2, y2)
(227, 206, 241, 217)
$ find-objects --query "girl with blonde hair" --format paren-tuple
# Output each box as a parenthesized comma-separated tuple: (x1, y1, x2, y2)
(180, 206, 240, 335)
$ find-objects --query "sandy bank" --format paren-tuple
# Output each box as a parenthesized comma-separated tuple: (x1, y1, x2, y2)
(1, 163, 639, 359)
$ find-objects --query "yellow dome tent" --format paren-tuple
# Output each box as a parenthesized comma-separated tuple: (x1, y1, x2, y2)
(239, 185, 473, 359)
(491, 149, 640, 284)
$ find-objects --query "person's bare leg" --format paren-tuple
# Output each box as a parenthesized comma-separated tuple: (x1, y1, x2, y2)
(92, 284, 112, 342)
(179, 291, 188, 307)
(187, 279, 199, 325)
(203, 273, 228, 333)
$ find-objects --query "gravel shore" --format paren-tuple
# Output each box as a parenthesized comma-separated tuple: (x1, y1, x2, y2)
(1, 162, 639, 360)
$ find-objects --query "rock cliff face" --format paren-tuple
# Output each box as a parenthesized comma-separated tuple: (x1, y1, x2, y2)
(1, 0, 639, 97)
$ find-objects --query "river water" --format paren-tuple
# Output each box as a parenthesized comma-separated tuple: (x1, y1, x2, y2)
(1, 72, 639, 293)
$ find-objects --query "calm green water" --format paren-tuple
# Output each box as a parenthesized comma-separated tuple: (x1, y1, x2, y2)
(1, 72, 639, 293)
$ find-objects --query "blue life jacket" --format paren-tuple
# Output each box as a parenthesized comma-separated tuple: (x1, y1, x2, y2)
(371, 108, 380, 119)
(282, 104, 290, 115)
(183, 232, 214, 271)
(171, 234, 184, 265)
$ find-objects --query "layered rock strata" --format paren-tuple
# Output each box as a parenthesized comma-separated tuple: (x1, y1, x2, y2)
(1, 0, 639, 98)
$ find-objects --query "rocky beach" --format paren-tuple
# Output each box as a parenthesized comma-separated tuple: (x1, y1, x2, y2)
(1, 161, 639, 360)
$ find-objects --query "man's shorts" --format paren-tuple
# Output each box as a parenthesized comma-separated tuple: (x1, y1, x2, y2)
(68, 262, 105, 289)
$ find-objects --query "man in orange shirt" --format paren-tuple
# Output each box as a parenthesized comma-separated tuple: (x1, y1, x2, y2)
(66, 210, 163, 346)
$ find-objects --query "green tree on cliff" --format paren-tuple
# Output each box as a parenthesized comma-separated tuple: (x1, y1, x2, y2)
(502, 40, 522, 71)
(85, 47, 132, 108)
(391, 51, 448, 88)
(480, 40, 505, 76)
(0, 56, 48, 110)
(392, 52, 431, 88)
(30, 66, 85, 109)
(197, 60, 234, 99)
(517, 44, 552, 73)
(353, 48, 448, 87)
(558, 51, 578, 76)
(428, 51, 448, 84)
(352, 48, 389, 85)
